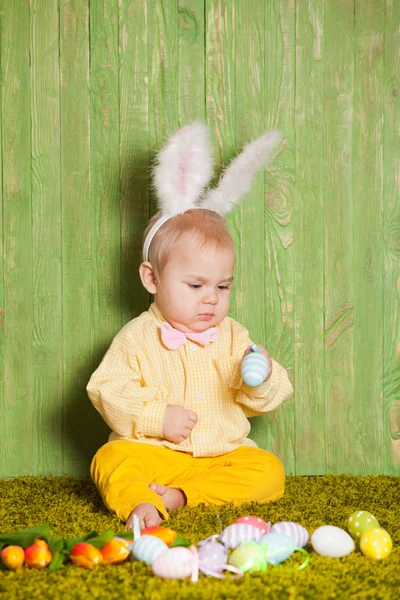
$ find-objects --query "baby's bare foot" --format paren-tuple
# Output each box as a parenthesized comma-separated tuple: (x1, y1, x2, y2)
(150, 483, 186, 511)
(125, 502, 163, 531)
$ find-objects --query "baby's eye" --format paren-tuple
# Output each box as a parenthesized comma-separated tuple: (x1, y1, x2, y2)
(218, 285, 230, 290)
(189, 284, 202, 289)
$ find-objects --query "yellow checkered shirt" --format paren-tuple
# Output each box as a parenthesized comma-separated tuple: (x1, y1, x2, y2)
(87, 303, 293, 457)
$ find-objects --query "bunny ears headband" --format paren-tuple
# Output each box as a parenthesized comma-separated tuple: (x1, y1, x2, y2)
(143, 123, 282, 262)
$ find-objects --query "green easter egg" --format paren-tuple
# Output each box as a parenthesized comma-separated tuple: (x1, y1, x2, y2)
(228, 542, 266, 573)
(347, 511, 379, 540)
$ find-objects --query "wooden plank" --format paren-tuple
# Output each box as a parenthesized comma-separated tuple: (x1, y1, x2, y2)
(0, 0, 4, 475)
(234, 0, 266, 339)
(353, 0, 384, 474)
(60, 0, 92, 476)
(205, 0, 236, 310)
(30, 0, 63, 474)
(294, 0, 326, 475)
(248, 0, 296, 474)
(119, 0, 150, 325)
(323, 0, 356, 473)
(89, 0, 121, 449)
(0, 1, 33, 477)
(178, 0, 205, 123)
(148, 0, 179, 216)
(383, 0, 400, 473)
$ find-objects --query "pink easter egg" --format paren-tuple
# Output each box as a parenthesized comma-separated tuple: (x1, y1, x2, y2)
(235, 516, 271, 535)
(220, 523, 264, 549)
(151, 546, 196, 579)
(270, 522, 309, 548)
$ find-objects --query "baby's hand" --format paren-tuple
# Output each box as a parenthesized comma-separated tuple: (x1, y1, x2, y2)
(163, 405, 198, 444)
(242, 345, 273, 382)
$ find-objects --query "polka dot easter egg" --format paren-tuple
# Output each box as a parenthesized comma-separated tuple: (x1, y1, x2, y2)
(235, 516, 271, 535)
(360, 528, 392, 560)
(270, 522, 309, 548)
(347, 511, 379, 541)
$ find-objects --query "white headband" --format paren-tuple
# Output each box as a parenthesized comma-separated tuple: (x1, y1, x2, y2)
(142, 123, 282, 263)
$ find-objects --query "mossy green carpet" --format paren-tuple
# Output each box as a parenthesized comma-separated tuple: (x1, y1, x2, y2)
(0, 475, 399, 599)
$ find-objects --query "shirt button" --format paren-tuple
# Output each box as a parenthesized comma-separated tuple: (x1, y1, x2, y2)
(190, 343, 197, 351)
(197, 437, 203, 443)
(198, 392, 205, 400)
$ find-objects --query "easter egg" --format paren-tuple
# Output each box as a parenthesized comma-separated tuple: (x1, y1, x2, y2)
(24, 543, 52, 569)
(347, 511, 379, 541)
(311, 526, 355, 558)
(101, 537, 130, 565)
(0, 545, 25, 570)
(220, 523, 264, 549)
(70, 542, 103, 569)
(152, 546, 196, 579)
(141, 525, 177, 546)
(241, 352, 270, 387)
(270, 522, 309, 548)
(132, 535, 169, 565)
(259, 533, 296, 565)
(235, 516, 271, 535)
(198, 539, 227, 574)
(229, 542, 266, 573)
(360, 528, 392, 560)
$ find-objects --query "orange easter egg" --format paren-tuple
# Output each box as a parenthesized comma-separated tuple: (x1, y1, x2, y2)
(24, 544, 52, 569)
(70, 542, 103, 569)
(101, 537, 130, 565)
(1, 545, 25, 570)
(141, 526, 177, 546)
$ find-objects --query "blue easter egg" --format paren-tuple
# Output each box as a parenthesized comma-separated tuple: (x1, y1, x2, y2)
(241, 353, 270, 387)
(132, 535, 169, 565)
(259, 533, 296, 565)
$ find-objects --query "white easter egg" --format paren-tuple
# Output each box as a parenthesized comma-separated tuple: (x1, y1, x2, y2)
(241, 353, 270, 387)
(311, 526, 355, 558)
(151, 547, 196, 579)
(132, 535, 169, 565)
(220, 523, 264, 549)
(270, 521, 309, 548)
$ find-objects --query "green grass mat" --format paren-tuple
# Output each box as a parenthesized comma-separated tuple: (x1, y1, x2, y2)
(0, 475, 399, 599)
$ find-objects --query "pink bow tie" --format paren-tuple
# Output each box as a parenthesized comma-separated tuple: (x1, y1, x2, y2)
(160, 321, 219, 350)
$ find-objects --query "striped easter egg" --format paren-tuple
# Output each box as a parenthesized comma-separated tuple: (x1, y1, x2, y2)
(132, 535, 169, 565)
(241, 353, 270, 387)
(220, 523, 264, 549)
(270, 522, 309, 548)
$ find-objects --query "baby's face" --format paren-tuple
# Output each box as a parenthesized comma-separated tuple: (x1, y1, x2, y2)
(154, 235, 235, 333)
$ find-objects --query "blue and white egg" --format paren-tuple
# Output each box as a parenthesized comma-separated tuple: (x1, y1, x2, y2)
(241, 351, 270, 387)
(131, 535, 169, 565)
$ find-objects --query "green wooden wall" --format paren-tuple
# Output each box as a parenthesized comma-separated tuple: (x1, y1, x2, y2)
(0, 0, 399, 478)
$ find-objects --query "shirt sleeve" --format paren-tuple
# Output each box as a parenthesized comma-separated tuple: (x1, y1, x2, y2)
(86, 342, 169, 440)
(228, 322, 294, 415)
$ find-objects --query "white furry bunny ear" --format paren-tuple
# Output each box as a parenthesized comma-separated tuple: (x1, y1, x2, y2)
(200, 130, 282, 216)
(153, 122, 214, 216)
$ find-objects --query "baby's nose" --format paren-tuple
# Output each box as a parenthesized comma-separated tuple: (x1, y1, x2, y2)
(204, 291, 218, 304)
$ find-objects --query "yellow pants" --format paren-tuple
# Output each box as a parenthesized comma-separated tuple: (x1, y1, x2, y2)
(91, 441, 285, 522)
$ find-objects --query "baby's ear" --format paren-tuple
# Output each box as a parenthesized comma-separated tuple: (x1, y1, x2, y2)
(139, 262, 158, 294)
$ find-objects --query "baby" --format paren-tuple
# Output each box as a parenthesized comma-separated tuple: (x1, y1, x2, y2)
(87, 124, 293, 530)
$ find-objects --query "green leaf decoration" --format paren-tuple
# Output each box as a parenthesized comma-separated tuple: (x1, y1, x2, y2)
(0, 523, 52, 548)
(170, 535, 191, 547)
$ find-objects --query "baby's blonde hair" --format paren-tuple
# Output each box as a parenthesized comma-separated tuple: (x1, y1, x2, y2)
(143, 209, 235, 274)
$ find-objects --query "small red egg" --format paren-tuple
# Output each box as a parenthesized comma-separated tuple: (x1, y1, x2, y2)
(235, 516, 271, 535)
(141, 526, 177, 546)
(24, 544, 52, 569)
(101, 537, 130, 565)
(70, 542, 103, 569)
(1, 545, 25, 570)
